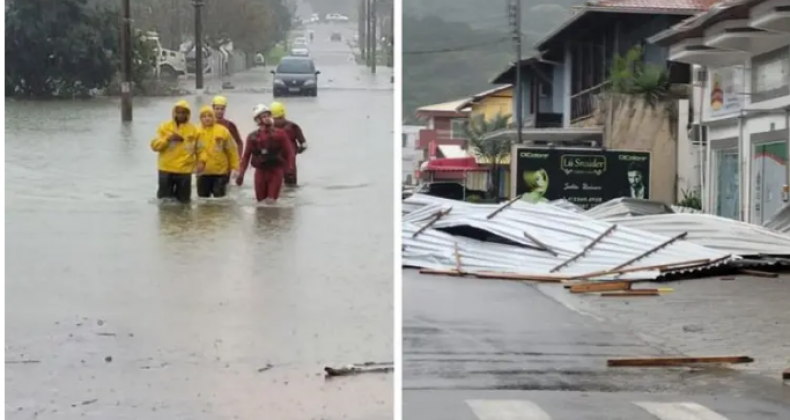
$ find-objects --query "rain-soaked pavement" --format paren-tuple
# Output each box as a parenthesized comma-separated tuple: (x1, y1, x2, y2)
(403, 270, 790, 419)
(5, 24, 394, 420)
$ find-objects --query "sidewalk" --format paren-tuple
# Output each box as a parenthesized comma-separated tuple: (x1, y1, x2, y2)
(539, 275, 790, 380)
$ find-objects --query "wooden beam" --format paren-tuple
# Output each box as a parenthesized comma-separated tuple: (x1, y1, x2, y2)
(419, 268, 464, 276)
(600, 290, 660, 297)
(486, 194, 523, 219)
(453, 242, 462, 272)
(569, 280, 631, 293)
(551, 225, 617, 272)
(473, 272, 563, 283)
(607, 356, 754, 367)
(523, 230, 558, 257)
(608, 232, 689, 272)
(738, 269, 778, 278)
(570, 258, 711, 281)
(411, 207, 451, 238)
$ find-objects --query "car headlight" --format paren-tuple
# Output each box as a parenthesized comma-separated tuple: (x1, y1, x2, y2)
(303, 80, 315, 86)
(274, 79, 285, 85)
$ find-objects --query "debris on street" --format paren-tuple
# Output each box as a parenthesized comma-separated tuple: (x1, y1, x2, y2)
(324, 361, 394, 377)
(783, 368, 790, 381)
(403, 195, 790, 287)
(607, 356, 754, 367)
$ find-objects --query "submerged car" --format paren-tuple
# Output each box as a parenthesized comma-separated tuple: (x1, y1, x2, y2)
(271, 56, 320, 97)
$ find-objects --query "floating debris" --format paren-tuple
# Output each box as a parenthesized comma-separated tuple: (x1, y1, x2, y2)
(324, 361, 394, 377)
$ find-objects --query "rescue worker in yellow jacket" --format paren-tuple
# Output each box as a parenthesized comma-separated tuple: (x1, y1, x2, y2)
(195, 105, 240, 198)
(150, 100, 199, 203)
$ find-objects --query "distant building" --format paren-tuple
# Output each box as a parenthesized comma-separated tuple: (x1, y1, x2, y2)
(402, 125, 421, 185)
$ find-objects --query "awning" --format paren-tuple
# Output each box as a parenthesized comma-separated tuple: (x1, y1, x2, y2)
(424, 157, 486, 172)
(438, 144, 469, 159)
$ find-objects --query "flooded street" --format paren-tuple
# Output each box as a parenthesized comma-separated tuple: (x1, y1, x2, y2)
(5, 24, 394, 420)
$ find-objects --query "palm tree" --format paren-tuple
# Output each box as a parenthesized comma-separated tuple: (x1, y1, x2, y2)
(463, 112, 512, 200)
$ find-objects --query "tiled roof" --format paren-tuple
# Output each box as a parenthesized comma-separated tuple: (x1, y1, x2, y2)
(592, 0, 720, 10)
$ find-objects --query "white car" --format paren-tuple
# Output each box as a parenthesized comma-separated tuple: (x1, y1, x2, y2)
(325, 13, 349, 22)
(290, 47, 310, 57)
(292, 37, 308, 46)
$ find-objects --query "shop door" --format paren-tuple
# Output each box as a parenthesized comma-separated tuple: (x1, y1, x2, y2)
(715, 150, 739, 220)
(752, 141, 788, 224)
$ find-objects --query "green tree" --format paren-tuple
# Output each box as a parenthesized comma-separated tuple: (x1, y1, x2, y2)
(464, 113, 512, 198)
(609, 45, 669, 106)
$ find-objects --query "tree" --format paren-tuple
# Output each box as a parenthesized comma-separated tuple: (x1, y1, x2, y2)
(463, 113, 513, 199)
(6, 0, 156, 98)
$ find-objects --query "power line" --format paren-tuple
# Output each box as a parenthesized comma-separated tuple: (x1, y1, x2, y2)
(403, 37, 509, 55)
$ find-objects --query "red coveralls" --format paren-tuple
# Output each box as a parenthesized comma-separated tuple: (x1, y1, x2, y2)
(217, 118, 244, 157)
(273, 119, 306, 185)
(239, 126, 295, 201)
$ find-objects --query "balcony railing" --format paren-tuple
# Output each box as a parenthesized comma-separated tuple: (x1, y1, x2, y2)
(570, 81, 610, 123)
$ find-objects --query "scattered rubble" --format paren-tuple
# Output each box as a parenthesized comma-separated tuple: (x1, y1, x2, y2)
(324, 361, 394, 377)
(403, 194, 790, 285)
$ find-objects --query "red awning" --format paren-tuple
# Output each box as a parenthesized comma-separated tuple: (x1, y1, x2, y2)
(424, 157, 485, 172)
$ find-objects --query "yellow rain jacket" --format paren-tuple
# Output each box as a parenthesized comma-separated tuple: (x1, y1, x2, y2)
(196, 106, 240, 175)
(150, 100, 200, 174)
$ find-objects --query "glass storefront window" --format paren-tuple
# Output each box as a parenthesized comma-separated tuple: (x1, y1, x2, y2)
(715, 149, 739, 220)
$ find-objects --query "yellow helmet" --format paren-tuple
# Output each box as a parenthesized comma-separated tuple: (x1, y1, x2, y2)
(212, 95, 228, 106)
(270, 101, 286, 118)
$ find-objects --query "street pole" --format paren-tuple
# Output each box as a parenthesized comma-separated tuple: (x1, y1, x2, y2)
(193, 0, 204, 90)
(120, 0, 133, 122)
(508, 0, 523, 144)
(358, 0, 366, 61)
(371, 0, 377, 74)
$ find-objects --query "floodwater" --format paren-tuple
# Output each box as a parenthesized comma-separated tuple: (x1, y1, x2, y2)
(5, 24, 394, 420)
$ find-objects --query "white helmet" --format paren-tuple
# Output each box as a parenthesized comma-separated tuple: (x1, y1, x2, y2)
(252, 104, 269, 120)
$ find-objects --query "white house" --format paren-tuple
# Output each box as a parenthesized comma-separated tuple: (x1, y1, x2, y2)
(650, 0, 790, 224)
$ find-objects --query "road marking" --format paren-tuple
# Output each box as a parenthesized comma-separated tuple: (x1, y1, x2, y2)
(635, 402, 731, 420)
(466, 400, 552, 420)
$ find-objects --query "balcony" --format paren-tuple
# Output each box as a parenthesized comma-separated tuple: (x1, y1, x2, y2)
(416, 128, 467, 149)
(570, 81, 610, 123)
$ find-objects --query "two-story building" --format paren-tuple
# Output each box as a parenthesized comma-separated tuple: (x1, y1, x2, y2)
(454, 85, 514, 122)
(650, 0, 790, 224)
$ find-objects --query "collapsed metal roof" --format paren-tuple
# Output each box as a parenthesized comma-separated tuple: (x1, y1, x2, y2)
(403, 194, 734, 281)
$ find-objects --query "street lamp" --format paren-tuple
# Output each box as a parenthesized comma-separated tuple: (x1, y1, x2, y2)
(192, 0, 204, 90)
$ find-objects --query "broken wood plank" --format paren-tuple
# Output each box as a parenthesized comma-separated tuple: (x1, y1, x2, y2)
(783, 368, 790, 381)
(486, 194, 523, 219)
(660, 254, 732, 273)
(523, 230, 558, 257)
(411, 207, 452, 238)
(569, 281, 631, 293)
(600, 290, 660, 297)
(419, 268, 464, 277)
(738, 269, 779, 278)
(551, 225, 617, 273)
(570, 258, 711, 281)
(607, 356, 754, 367)
(609, 232, 689, 273)
(473, 272, 563, 283)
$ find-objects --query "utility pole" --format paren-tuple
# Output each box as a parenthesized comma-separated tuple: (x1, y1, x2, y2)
(371, 0, 377, 74)
(193, 0, 204, 90)
(358, 0, 366, 61)
(120, 0, 133, 122)
(508, 0, 523, 144)
(366, 0, 373, 68)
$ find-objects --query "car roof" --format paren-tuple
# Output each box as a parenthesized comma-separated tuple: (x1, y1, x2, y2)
(280, 56, 314, 63)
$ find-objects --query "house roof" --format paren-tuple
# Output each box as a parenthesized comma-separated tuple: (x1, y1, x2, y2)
(455, 85, 514, 111)
(490, 57, 545, 85)
(534, 0, 716, 51)
(415, 99, 471, 119)
(648, 0, 764, 45)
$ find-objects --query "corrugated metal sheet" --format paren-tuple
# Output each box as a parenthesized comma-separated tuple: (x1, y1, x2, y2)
(583, 198, 675, 219)
(763, 203, 790, 234)
(604, 213, 790, 256)
(403, 194, 731, 281)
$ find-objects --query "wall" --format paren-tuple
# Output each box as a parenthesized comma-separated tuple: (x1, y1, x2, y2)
(675, 99, 702, 201)
(590, 94, 679, 204)
(551, 64, 564, 114)
(471, 88, 513, 121)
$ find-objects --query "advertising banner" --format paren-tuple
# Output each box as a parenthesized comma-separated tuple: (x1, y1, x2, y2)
(511, 147, 651, 209)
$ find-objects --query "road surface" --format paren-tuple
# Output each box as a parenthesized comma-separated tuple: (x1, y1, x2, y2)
(5, 24, 393, 420)
(403, 270, 790, 419)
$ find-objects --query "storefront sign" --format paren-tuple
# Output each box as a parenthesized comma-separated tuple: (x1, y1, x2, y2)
(512, 147, 651, 209)
(708, 66, 744, 119)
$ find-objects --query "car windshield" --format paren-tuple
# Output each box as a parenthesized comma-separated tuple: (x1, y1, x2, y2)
(277, 59, 314, 74)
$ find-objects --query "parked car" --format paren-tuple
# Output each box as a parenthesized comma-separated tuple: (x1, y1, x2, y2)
(290, 47, 310, 57)
(414, 182, 486, 202)
(292, 37, 308, 47)
(331, 32, 342, 42)
(325, 13, 349, 22)
(271, 56, 320, 97)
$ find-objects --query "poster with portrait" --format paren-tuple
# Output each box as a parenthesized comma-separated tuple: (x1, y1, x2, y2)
(511, 147, 651, 209)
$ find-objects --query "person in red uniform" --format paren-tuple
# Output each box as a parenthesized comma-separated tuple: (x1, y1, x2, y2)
(236, 104, 295, 204)
(212, 96, 244, 180)
(269, 101, 307, 186)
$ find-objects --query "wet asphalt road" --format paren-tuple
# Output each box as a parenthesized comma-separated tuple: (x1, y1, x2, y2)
(5, 24, 393, 420)
(402, 270, 790, 419)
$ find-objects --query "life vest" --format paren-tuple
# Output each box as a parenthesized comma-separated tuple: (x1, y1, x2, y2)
(250, 127, 284, 169)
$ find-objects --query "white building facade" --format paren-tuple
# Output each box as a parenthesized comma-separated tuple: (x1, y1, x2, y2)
(652, 0, 790, 224)
(402, 125, 422, 185)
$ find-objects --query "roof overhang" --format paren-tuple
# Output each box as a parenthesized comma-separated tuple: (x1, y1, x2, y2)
(483, 127, 604, 145)
(668, 38, 750, 67)
(750, 1, 790, 34)
(702, 18, 789, 54)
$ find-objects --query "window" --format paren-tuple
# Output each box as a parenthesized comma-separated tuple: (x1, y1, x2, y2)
(450, 118, 467, 139)
(402, 133, 408, 148)
(751, 47, 790, 103)
(276, 58, 315, 74)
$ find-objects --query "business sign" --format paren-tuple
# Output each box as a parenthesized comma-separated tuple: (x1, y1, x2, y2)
(708, 65, 744, 119)
(511, 147, 651, 209)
